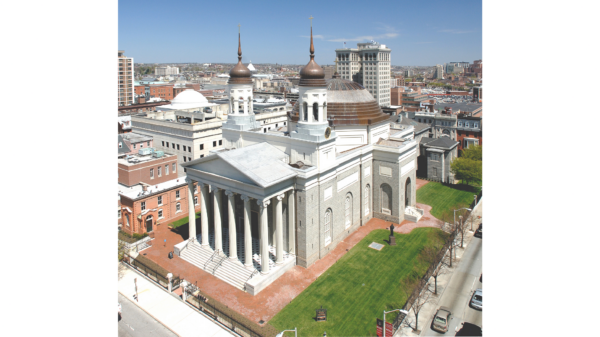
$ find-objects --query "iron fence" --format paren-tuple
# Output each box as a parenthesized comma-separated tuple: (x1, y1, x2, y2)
(123, 253, 179, 291)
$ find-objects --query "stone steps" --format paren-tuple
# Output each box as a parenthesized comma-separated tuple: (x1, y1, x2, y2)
(181, 243, 253, 291)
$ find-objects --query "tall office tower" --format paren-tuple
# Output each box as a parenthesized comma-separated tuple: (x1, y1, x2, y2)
(118, 50, 134, 106)
(335, 41, 392, 107)
(435, 64, 444, 80)
(155, 66, 180, 76)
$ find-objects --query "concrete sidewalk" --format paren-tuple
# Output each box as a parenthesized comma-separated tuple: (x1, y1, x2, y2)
(118, 263, 236, 337)
(396, 199, 483, 337)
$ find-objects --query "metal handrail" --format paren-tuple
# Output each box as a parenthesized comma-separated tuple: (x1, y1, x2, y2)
(211, 254, 226, 275)
(203, 249, 220, 270)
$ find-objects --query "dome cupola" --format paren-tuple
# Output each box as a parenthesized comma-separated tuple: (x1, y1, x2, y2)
(299, 25, 326, 87)
(228, 31, 253, 85)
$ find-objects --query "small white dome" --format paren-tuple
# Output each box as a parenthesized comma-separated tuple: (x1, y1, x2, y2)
(171, 89, 208, 106)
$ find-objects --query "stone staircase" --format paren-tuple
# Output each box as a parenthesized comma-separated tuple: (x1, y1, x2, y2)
(180, 242, 254, 291)
(404, 206, 424, 222)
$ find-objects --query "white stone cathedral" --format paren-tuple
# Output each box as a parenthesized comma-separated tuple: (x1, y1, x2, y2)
(175, 27, 422, 295)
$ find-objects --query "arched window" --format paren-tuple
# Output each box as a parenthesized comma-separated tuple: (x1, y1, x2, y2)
(324, 209, 332, 246)
(176, 202, 181, 212)
(313, 102, 319, 122)
(364, 185, 370, 216)
(303, 102, 308, 121)
(345, 194, 352, 229)
(381, 183, 392, 215)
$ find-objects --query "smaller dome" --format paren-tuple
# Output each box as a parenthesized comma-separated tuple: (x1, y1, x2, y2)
(299, 27, 326, 87)
(171, 89, 208, 106)
(228, 33, 253, 85)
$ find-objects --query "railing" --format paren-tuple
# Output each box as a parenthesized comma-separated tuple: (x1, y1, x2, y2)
(123, 253, 177, 291)
(204, 249, 220, 270)
(211, 254, 226, 275)
(244, 269, 260, 288)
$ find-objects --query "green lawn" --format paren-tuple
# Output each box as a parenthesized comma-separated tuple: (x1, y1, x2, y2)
(169, 211, 201, 229)
(416, 182, 481, 219)
(270, 228, 447, 337)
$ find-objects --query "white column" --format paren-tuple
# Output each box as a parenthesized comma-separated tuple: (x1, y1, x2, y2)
(318, 104, 323, 123)
(234, 99, 239, 114)
(287, 190, 295, 255)
(243, 98, 248, 114)
(275, 194, 285, 264)
(213, 187, 223, 253)
(258, 199, 270, 274)
(225, 190, 237, 260)
(241, 195, 253, 268)
(200, 183, 209, 247)
(186, 178, 196, 241)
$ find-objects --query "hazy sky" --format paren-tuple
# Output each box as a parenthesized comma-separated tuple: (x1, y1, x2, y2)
(119, 0, 482, 66)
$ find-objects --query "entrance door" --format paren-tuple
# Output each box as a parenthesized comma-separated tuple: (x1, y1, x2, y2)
(146, 215, 153, 233)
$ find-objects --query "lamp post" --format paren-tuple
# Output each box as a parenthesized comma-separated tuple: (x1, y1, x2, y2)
(471, 194, 477, 231)
(383, 308, 408, 337)
(452, 207, 471, 260)
(275, 328, 297, 337)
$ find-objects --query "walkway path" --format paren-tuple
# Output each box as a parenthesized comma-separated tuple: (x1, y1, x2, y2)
(118, 263, 235, 337)
(139, 179, 443, 326)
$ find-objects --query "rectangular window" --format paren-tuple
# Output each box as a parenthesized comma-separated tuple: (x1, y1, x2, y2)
(188, 146, 191, 153)
(188, 157, 191, 161)
(158, 209, 163, 219)
(200, 155, 204, 158)
(158, 166, 161, 177)
(172, 143, 175, 149)
(162, 141, 165, 146)
(194, 185, 198, 194)
(133, 143, 137, 149)
(213, 141, 216, 147)
(165, 165, 169, 175)
(177, 144, 180, 150)
(150, 168, 154, 179)
(166, 142, 169, 147)
(147, 141, 150, 146)
(118, 210, 121, 219)
(219, 140, 222, 146)
(173, 163, 176, 173)
(183, 145, 186, 151)
(176, 190, 180, 199)
(194, 197, 198, 205)
(141, 201, 146, 211)
(200, 144, 204, 150)
(158, 196, 163, 206)
(433, 167, 438, 177)
(183, 157, 187, 162)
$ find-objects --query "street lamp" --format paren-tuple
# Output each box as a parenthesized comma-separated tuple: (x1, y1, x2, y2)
(275, 328, 297, 337)
(471, 195, 478, 231)
(383, 308, 409, 337)
(453, 208, 472, 232)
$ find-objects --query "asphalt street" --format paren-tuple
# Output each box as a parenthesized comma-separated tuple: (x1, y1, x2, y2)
(118, 292, 177, 337)
(420, 235, 482, 336)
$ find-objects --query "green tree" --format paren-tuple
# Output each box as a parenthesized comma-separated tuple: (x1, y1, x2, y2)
(461, 144, 482, 161)
(450, 157, 482, 186)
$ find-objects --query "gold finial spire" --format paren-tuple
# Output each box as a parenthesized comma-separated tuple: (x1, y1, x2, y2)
(237, 24, 242, 61)
(309, 16, 314, 59)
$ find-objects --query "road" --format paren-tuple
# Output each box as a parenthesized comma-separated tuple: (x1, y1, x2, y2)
(118, 292, 177, 337)
(420, 234, 482, 336)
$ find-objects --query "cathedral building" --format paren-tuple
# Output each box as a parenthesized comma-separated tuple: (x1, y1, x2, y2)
(174, 26, 422, 295)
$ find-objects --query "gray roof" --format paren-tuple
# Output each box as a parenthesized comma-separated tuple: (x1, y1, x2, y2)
(398, 117, 431, 134)
(419, 137, 435, 144)
(435, 102, 482, 113)
(426, 136, 459, 149)
(118, 135, 131, 154)
(122, 132, 153, 143)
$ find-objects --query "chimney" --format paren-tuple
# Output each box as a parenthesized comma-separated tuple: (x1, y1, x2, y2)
(142, 184, 148, 192)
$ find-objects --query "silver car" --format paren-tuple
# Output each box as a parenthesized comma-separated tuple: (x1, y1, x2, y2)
(432, 306, 452, 333)
(470, 289, 482, 310)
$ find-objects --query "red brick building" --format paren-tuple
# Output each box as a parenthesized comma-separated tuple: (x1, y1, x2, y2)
(456, 112, 482, 154)
(119, 178, 201, 235)
(118, 153, 179, 187)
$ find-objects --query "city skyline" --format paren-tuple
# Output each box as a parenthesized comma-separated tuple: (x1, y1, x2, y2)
(119, 0, 482, 66)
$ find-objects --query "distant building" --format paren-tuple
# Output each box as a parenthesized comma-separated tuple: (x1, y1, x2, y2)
(434, 65, 444, 80)
(390, 87, 428, 110)
(155, 66, 180, 76)
(335, 41, 392, 106)
(118, 50, 134, 106)
(456, 112, 482, 155)
(404, 69, 413, 77)
(323, 66, 334, 79)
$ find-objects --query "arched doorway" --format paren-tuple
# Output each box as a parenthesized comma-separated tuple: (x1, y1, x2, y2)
(146, 215, 153, 233)
(381, 183, 392, 215)
(405, 177, 412, 208)
(345, 193, 352, 229)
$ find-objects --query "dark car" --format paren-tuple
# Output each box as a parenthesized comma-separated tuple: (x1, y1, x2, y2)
(455, 322, 482, 336)
(474, 223, 482, 238)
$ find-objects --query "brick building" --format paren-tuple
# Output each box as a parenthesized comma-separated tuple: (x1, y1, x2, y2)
(456, 112, 482, 154)
(391, 87, 428, 110)
(119, 133, 153, 156)
(119, 177, 201, 235)
(118, 152, 179, 187)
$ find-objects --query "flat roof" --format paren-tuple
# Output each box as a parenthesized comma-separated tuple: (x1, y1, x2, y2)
(434, 102, 482, 113)
(118, 152, 176, 166)
(122, 132, 153, 143)
(119, 176, 188, 200)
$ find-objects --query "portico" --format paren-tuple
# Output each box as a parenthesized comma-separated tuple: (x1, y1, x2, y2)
(175, 142, 298, 295)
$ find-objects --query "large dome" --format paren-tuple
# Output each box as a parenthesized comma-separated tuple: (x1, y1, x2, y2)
(289, 78, 391, 126)
(171, 89, 208, 106)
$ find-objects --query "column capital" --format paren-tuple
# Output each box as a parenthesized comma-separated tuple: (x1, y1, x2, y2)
(257, 199, 270, 209)
(210, 184, 221, 191)
(276, 193, 285, 201)
(240, 195, 251, 202)
(185, 177, 194, 184)
(288, 189, 295, 195)
(224, 190, 235, 197)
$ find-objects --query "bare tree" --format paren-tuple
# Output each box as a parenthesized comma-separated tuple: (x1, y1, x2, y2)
(419, 246, 449, 295)
(402, 276, 435, 333)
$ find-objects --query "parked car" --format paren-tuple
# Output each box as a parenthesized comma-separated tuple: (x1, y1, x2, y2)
(455, 322, 482, 336)
(470, 288, 482, 310)
(118, 302, 122, 320)
(474, 223, 482, 238)
(432, 306, 452, 333)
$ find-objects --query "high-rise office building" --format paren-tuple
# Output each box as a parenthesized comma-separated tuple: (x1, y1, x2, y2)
(155, 66, 180, 76)
(118, 50, 134, 106)
(335, 41, 392, 106)
(435, 64, 444, 80)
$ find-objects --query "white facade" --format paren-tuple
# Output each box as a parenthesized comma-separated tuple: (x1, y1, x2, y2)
(155, 66, 180, 76)
(335, 42, 392, 107)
